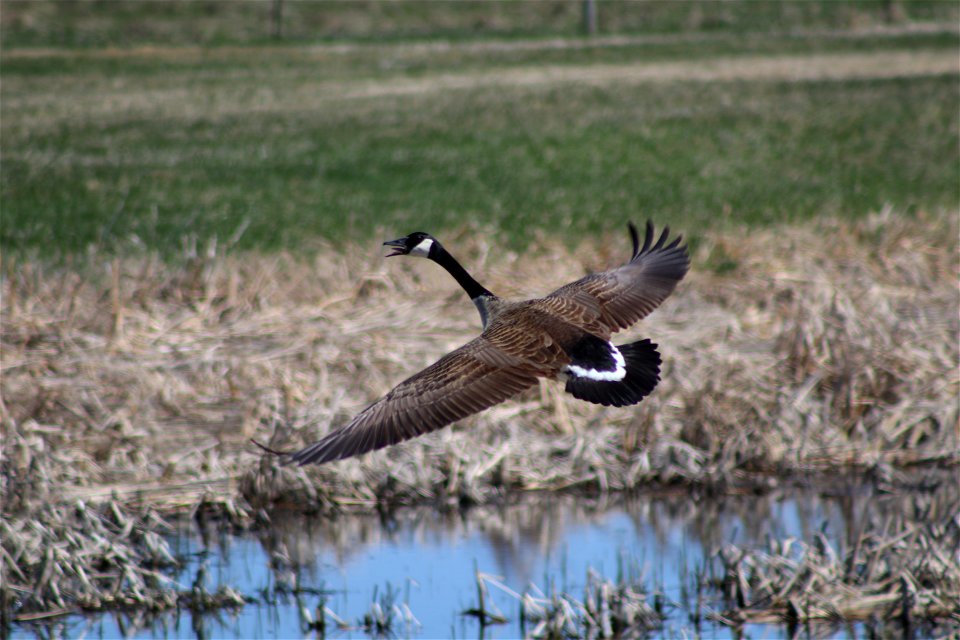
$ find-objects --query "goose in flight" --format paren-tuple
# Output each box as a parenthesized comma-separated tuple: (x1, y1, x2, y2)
(256, 221, 688, 465)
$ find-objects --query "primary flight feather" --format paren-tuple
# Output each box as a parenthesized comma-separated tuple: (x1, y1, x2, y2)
(256, 221, 689, 465)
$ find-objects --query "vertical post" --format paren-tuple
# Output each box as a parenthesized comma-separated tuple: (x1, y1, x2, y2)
(582, 0, 597, 35)
(883, 0, 905, 23)
(272, 0, 284, 40)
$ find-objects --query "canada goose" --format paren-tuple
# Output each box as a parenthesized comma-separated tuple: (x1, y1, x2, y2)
(256, 222, 688, 465)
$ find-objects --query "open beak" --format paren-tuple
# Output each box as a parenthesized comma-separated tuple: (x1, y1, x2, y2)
(383, 238, 407, 257)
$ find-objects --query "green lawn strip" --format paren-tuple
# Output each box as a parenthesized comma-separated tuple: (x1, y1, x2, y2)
(4, 70, 955, 258)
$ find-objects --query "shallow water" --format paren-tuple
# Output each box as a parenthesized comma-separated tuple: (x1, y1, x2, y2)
(12, 484, 936, 639)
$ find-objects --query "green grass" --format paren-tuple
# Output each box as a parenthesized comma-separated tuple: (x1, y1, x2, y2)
(2, 28, 958, 258)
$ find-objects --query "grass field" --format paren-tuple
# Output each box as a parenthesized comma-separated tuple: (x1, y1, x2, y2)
(2, 5, 958, 258)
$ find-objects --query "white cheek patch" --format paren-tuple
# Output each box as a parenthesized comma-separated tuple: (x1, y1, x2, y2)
(410, 238, 434, 258)
(565, 343, 627, 382)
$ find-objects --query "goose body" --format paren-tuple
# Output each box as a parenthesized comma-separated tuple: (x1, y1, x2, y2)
(260, 222, 689, 466)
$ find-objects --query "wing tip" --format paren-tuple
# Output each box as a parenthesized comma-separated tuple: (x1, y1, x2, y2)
(251, 437, 302, 466)
(251, 437, 286, 457)
(628, 220, 656, 259)
(630, 220, 688, 262)
(628, 221, 640, 256)
(252, 436, 341, 466)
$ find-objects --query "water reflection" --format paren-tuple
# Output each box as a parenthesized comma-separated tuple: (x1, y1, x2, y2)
(12, 480, 957, 639)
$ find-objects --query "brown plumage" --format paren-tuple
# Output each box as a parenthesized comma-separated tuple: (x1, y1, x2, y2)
(255, 221, 689, 465)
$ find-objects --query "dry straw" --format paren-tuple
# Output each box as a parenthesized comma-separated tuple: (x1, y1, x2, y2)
(712, 486, 960, 630)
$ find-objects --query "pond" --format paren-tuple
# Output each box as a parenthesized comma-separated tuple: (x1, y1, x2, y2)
(11, 483, 933, 639)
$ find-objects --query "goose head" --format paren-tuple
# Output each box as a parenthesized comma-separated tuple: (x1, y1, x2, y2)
(383, 232, 437, 259)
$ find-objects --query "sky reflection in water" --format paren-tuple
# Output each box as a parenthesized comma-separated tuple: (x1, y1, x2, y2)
(20, 486, 891, 639)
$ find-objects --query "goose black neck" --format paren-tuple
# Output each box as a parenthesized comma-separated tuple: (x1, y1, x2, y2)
(432, 244, 495, 301)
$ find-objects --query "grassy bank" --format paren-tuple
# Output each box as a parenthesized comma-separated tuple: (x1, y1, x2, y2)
(3, 28, 958, 257)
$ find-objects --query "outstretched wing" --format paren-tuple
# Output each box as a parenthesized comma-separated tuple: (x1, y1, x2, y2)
(279, 335, 542, 465)
(541, 221, 689, 335)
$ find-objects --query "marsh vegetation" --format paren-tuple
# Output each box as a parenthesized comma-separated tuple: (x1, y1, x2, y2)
(4, 213, 957, 636)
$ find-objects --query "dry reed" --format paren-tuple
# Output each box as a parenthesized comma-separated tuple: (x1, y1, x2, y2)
(711, 485, 960, 631)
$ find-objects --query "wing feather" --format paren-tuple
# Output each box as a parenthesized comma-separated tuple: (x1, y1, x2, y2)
(542, 221, 689, 334)
(283, 335, 540, 465)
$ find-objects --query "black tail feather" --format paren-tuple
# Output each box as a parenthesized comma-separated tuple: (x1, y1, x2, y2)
(565, 339, 661, 407)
